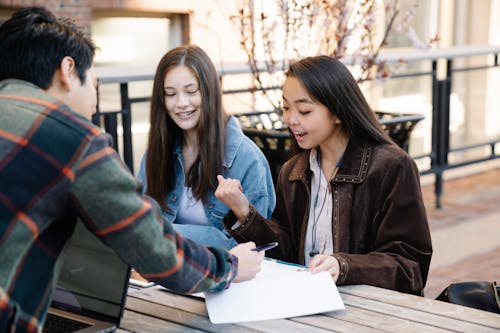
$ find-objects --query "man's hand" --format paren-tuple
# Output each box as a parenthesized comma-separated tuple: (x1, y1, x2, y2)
(230, 242, 264, 282)
(308, 254, 340, 282)
(215, 175, 250, 222)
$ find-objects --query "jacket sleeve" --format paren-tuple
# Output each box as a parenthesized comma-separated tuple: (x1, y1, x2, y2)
(223, 161, 299, 262)
(334, 154, 432, 295)
(70, 133, 237, 293)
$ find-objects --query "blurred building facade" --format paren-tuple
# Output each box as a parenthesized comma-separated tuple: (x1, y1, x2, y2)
(0, 0, 499, 175)
(1, 1, 498, 64)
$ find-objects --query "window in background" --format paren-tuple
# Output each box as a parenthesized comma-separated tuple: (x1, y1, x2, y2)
(92, 16, 171, 66)
(91, 13, 185, 174)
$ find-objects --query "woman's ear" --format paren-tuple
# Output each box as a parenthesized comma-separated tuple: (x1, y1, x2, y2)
(58, 56, 76, 91)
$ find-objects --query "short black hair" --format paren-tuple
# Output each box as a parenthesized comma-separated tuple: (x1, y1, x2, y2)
(0, 7, 96, 89)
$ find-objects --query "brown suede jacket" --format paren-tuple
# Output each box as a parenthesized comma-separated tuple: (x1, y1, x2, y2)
(223, 138, 433, 295)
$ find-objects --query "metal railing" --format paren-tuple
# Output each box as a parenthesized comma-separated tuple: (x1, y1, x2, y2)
(93, 44, 500, 208)
(383, 45, 500, 207)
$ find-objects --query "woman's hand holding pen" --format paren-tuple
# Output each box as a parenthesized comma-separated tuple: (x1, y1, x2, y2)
(308, 254, 340, 282)
(215, 175, 250, 222)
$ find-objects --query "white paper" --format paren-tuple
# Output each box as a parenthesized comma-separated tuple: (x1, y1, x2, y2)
(204, 259, 345, 324)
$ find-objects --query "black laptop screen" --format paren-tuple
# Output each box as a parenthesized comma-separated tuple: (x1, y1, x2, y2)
(51, 222, 130, 324)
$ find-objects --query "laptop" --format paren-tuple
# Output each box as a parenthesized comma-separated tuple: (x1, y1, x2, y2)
(43, 221, 131, 333)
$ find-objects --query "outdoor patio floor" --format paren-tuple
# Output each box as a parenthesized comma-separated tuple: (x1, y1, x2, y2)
(421, 162, 500, 299)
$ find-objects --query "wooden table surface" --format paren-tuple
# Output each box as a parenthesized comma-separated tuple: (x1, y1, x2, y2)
(119, 284, 500, 332)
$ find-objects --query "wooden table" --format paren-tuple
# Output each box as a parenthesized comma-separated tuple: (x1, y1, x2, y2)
(119, 284, 500, 332)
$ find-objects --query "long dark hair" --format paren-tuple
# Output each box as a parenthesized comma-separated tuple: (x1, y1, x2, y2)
(285, 56, 392, 151)
(146, 45, 226, 209)
(0, 7, 95, 88)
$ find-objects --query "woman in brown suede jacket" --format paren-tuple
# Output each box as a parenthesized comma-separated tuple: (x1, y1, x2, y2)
(216, 56, 432, 295)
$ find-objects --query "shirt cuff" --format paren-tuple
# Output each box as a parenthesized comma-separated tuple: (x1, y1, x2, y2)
(332, 253, 349, 284)
(224, 253, 239, 289)
(223, 204, 256, 231)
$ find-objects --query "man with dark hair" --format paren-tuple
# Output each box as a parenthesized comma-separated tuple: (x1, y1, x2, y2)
(0, 7, 263, 332)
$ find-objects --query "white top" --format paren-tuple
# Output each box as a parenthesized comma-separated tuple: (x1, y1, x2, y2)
(176, 186, 210, 226)
(304, 148, 334, 265)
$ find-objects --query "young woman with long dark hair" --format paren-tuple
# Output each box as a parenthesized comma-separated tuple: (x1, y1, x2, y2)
(138, 45, 275, 249)
(216, 56, 432, 295)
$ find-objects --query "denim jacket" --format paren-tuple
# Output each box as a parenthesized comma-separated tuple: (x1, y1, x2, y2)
(138, 116, 276, 232)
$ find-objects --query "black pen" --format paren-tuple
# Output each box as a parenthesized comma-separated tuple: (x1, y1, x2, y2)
(252, 241, 278, 252)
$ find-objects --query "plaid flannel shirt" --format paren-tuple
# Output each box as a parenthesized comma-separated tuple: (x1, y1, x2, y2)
(0, 79, 237, 332)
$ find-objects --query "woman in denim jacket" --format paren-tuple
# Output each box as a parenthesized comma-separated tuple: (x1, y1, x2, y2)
(138, 45, 275, 249)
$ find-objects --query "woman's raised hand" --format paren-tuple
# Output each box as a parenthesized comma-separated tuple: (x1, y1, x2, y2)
(215, 175, 250, 222)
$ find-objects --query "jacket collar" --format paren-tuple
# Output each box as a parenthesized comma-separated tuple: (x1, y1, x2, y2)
(223, 116, 243, 168)
(288, 138, 372, 184)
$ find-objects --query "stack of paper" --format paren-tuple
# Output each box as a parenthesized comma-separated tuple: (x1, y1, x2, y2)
(205, 258, 345, 323)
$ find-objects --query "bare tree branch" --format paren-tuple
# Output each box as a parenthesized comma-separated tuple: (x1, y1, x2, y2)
(230, 0, 431, 111)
